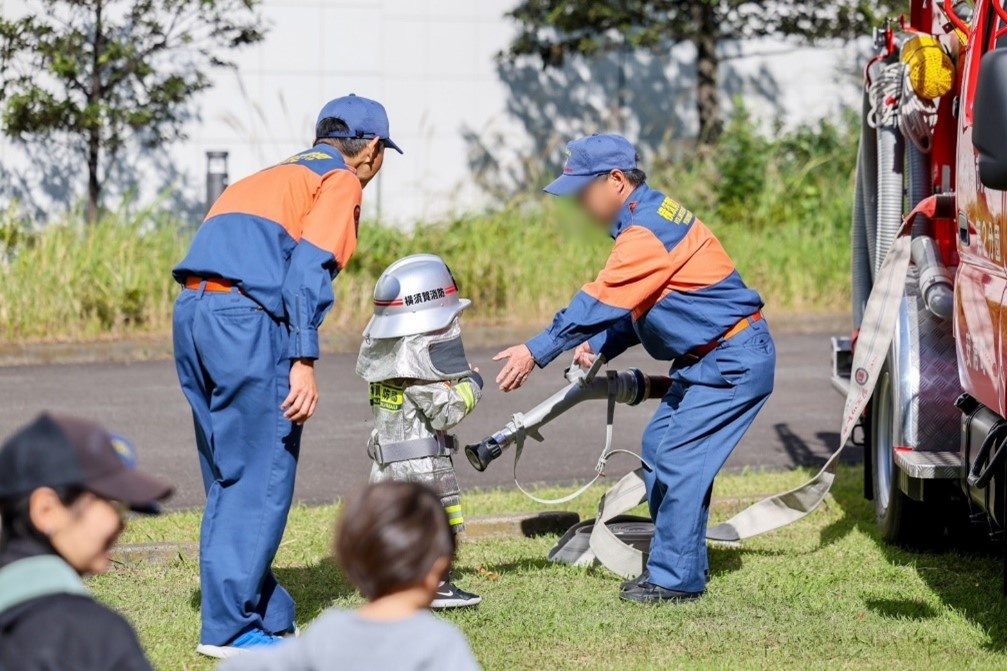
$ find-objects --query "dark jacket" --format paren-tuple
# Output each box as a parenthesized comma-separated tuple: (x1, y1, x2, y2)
(0, 538, 153, 671)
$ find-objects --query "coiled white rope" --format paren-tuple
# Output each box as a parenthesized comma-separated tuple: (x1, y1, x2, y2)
(867, 62, 905, 129)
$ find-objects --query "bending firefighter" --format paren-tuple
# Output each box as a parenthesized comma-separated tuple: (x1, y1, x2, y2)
(495, 134, 776, 604)
(356, 254, 484, 608)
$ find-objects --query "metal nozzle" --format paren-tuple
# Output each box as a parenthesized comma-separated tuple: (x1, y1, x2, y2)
(465, 438, 503, 472)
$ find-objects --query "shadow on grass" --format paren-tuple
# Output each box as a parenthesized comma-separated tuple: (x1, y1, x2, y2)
(187, 558, 357, 626)
(275, 559, 357, 621)
(827, 471, 1007, 651)
(864, 598, 939, 620)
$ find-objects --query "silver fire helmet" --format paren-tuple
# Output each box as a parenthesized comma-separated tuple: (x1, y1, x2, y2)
(362, 254, 471, 340)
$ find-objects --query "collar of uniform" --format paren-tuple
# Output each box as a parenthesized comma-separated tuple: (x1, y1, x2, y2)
(610, 183, 649, 239)
(310, 143, 356, 173)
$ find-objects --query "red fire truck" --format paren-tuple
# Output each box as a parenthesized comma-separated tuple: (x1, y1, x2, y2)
(835, 0, 1007, 547)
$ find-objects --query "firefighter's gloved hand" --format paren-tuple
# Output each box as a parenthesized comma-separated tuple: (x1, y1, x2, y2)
(494, 344, 536, 392)
(572, 341, 597, 369)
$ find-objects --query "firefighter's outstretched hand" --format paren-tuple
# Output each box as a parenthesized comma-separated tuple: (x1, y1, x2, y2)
(572, 341, 596, 368)
(494, 344, 536, 392)
(283, 359, 319, 425)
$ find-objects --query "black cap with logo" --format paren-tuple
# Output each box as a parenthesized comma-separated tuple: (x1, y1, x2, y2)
(0, 414, 173, 512)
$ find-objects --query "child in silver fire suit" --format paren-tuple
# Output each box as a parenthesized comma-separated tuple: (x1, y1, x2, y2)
(356, 253, 483, 608)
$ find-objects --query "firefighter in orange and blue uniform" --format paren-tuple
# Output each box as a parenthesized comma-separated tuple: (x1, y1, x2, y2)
(172, 95, 400, 656)
(495, 134, 775, 603)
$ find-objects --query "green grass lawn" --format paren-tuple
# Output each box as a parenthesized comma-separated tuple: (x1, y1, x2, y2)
(92, 466, 1007, 670)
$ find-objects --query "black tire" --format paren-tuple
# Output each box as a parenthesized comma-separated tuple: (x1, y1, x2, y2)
(871, 364, 933, 547)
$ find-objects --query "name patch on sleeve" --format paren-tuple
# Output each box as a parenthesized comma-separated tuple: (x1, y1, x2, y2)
(657, 197, 693, 224)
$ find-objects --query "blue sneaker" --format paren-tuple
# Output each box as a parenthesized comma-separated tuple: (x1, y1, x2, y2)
(196, 628, 283, 659)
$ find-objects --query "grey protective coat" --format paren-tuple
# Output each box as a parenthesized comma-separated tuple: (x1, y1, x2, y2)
(357, 318, 481, 532)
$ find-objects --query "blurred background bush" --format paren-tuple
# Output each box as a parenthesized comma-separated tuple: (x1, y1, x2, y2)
(0, 107, 855, 342)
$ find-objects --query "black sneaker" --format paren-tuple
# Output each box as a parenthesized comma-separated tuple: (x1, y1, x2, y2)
(620, 571, 649, 592)
(619, 582, 703, 604)
(621, 569, 708, 591)
(431, 581, 482, 609)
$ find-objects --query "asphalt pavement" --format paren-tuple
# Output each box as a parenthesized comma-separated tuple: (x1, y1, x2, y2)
(0, 331, 853, 510)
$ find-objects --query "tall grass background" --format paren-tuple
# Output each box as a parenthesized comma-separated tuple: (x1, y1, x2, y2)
(0, 107, 855, 343)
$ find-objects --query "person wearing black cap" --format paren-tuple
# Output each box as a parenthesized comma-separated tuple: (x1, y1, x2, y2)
(0, 413, 173, 671)
(172, 94, 401, 656)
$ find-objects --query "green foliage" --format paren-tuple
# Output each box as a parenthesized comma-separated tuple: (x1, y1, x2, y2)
(95, 465, 1007, 670)
(711, 100, 771, 212)
(0, 203, 189, 340)
(0, 0, 265, 219)
(704, 103, 858, 226)
(0, 115, 856, 342)
(505, 0, 908, 60)
(503, 0, 906, 137)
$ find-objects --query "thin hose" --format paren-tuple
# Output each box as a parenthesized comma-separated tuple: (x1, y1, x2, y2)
(907, 143, 932, 237)
(852, 88, 876, 327)
(873, 63, 906, 274)
(861, 61, 883, 274)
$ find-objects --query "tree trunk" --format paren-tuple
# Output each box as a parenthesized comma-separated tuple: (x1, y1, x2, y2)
(693, 2, 722, 144)
(86, 0, 104, 224)
(87, 133, 100, 225)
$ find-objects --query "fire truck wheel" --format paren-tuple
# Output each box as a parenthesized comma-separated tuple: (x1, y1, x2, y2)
(870, 365, 931, 546)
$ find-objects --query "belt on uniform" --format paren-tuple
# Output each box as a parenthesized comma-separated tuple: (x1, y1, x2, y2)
(676, 311, 763, 366)
(184, 276, 242, 293)
(371, 434, 458, 465)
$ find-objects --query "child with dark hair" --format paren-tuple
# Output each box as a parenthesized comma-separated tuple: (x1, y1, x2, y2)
(219, 481, 481, 670)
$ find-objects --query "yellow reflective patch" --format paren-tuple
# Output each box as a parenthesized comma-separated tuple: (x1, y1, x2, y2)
(279, 151, 331, 164)
(656, 197, 693, 224)
(445, 505, 464, 526)
(369, 382, 404, 411)
(447, 503, 465, 523)
(456, 382, 476, 413)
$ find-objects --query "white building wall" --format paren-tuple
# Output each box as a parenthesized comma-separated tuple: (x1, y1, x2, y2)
(0, 0, 868, 225)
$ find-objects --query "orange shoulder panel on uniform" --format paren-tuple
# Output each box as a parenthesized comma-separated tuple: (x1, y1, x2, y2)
(582, 225, 672, 311)
(205, 164, 321, 241)
(626, 220, 737, 320)
(299, 169, 363, 270)
(665, 220, 736, 291)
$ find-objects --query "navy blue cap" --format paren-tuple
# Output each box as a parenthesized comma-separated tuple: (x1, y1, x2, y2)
(316, 94, 403, 154)
(544, 134, 638, 196)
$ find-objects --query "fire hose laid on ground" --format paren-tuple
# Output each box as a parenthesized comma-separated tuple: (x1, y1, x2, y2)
(464, 359, 674, 577)
(466, 199, 952, 577)
(463, 30, 963, 575)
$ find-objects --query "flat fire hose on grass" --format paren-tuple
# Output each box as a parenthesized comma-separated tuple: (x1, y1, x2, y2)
(707, 194, 952, 543)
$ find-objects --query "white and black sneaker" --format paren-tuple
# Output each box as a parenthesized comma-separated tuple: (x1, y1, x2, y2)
(431, 581, 482, 609)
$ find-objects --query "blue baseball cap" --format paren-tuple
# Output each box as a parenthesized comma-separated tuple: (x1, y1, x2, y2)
(316, 94, 403, 154)
(544, 134, 638, 196)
